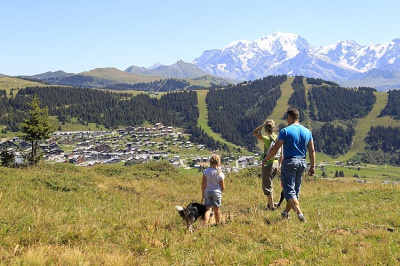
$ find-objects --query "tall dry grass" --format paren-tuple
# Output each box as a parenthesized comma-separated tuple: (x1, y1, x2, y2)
(0, 163, 399, 265)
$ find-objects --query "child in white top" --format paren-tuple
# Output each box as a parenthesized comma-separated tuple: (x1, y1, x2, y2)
(202, 154, 225, 225)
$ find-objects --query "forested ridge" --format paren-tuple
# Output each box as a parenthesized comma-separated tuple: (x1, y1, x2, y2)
(304, 83, 378, 159)
(313, 123, 355, 157)
(52, 75, 115, 87)
(0, 87, 230, 151)
(1, 75, 400, 165)
(379, 90, 400, 119)
(203, 75, 374, 155)
(105, 79, 205, 92)
(1, 86, 198, 131)
(202, 76, 399, 165)
(308, 86, 376, 122)
(206, 75, 287, 150)
(19, 74, 207, 92)
(354, 126, 400, 166)
(288, 75, 307, 121)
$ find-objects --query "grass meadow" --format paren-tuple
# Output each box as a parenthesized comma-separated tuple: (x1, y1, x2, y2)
(196, 90, 243, 153)
(0, 77, 49, 97)
(0, 162, 399, 265)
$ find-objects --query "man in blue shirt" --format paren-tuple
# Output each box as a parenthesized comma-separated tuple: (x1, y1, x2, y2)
(263, 107, 315, 222)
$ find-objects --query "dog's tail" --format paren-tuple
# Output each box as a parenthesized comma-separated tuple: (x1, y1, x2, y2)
(175, 206, 184, 211)
(175, 206, 186, 219)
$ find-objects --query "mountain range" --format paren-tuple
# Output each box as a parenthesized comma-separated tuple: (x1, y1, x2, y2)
(193, 32, 400, 91)
(20, 63, 236, 90)
(12, 32, 400, 91)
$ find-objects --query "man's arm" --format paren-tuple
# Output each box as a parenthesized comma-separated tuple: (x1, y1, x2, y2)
(307, 139, 315, 176)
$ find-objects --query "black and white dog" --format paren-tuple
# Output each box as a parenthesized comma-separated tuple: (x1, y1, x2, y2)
(175, 203, 212, 232)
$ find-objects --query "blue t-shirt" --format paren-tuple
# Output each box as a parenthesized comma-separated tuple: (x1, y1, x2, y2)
(278, 124, 313, 158)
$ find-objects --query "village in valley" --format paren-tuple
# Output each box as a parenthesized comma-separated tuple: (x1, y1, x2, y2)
(0, 123, 253, 172)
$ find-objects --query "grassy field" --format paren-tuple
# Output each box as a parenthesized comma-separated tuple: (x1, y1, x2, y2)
(316, 163, 400, 181)
(0, 163, 398, 265)
(268, 77, 294, 125)
(0, 77, 48, 97)
(56, 120, 101, 132)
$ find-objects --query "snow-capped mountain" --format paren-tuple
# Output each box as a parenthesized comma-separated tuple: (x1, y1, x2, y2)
(148, 62, 163, 69)
(192, 32, 400, 89)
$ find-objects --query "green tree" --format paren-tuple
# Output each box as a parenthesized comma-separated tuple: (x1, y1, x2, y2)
(20, 96, 56, 165)
(0, 149, 16, 168)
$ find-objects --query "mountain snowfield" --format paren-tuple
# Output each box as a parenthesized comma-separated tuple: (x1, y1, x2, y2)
(192, 32, 400, 90)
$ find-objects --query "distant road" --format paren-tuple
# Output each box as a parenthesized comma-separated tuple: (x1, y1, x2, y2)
(179, 159, 188, 168)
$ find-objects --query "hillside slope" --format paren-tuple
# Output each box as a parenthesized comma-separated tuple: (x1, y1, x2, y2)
(196, 90, 242, 152)
(126, 60, 210, 78)
(267, 77, 295, 124)
(80, 67, 167, 83)
(0, 77, 49, 96)
(336, 92, 399, 161)
(1, 75, 398, 165)
(198, 76, 399, 164)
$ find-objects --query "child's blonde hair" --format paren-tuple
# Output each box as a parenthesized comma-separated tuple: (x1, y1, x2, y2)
(209, 154, 221, 174)
(209, 154, 221, 166)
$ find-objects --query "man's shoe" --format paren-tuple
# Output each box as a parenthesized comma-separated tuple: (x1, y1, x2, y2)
(281, 211, 290, 219)
(298, 214, 306, 222)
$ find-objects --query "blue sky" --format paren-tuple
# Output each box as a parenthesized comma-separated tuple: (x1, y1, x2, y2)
(1, 0, 399, 76)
